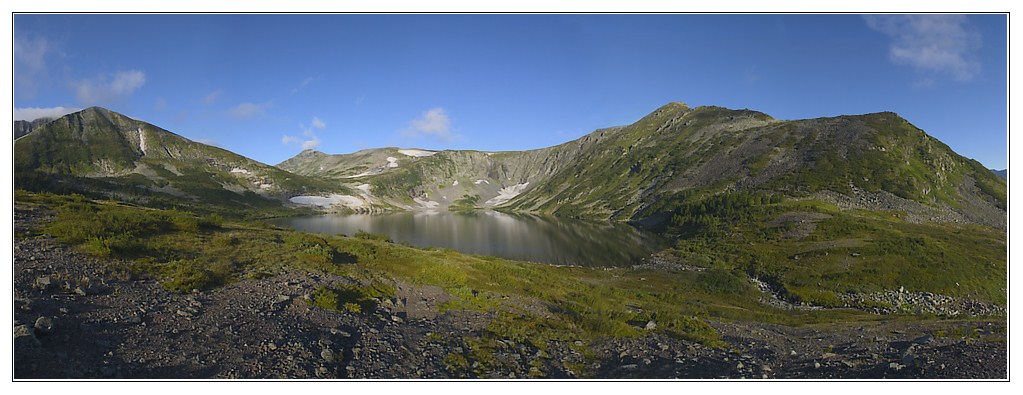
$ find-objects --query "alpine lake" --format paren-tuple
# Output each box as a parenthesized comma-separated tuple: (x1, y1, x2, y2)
(268, 210, 668, 268)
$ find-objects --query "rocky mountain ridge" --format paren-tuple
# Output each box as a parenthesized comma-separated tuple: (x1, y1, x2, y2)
(279, 102, 1006, 228)
(14, 118, 52, 140)
(12, 104, 1005, 228)
(14, 107, 342, 208)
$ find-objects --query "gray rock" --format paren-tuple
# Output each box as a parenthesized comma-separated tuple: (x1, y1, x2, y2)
(645, 320, 657, 330)
(34, 316, 55, 335)
(34, 276, 52, 290)
(126, 313, 144, 325)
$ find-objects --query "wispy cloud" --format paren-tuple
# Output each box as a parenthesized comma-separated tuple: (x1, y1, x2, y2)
(202, 90, 223, 105)
(291, 76, 316, 94)
(13, 35, 51, 100)
(73, 70, 147, 104)
(282, 116, 325, 150)
(227, 102, 271, 119)
(865, 14, 982, 82)
(401, 107, 455, 142)
(14, 106, 79, 121)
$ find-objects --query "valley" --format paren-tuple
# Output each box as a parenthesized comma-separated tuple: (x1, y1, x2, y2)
(11, 103, 1007, 379)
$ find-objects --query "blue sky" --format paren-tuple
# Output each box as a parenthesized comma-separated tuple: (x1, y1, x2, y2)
(13, 14, 1008, 168)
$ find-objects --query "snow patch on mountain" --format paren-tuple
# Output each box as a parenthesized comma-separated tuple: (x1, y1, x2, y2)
(485, 182, 530, 206)
(290, 194, 364, 208)
(398, 148, 436, 157)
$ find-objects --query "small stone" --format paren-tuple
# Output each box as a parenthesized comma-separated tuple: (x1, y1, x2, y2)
(321, 349, 336, 363)
(73, 287, 88, 296)
(889, 362, 904, 371)
(911, 334, 933, 344)
(645, 320, 657, 330)
(813, 362, 821, 369)
(736, 362, 745, 369)
(790, 350, 798, 356)
(34, 276, 52, 290)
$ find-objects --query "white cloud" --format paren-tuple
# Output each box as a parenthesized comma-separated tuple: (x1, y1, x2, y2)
(14, 36, 52, 100)
(300, 135, 321, 150)
(401, 107, 454, 142)
(282, 116, 324, 150)
(73, 70, 147, 104)
(228, 102, 271, 119)
(865, 15, 982, 82)
(14, 106, 79, 121)
(202, 90, 223, 105)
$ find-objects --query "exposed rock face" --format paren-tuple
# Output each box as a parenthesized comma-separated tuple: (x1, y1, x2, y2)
(14, 118, 52, 140)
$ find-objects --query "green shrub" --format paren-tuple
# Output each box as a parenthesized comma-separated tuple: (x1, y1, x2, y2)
(308, 284, 384, 314)
(353, 230, 393, 243)
(161, 259, 233, 293)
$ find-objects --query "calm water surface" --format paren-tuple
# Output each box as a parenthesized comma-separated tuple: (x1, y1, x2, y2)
(269, 210, 667, 267)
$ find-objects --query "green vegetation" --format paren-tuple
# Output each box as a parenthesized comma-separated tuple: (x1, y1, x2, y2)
(642, 191, 1007, 308)
(451, 194, 481, 211)
(11, 103, 1007, 377)
(310, 281, 395, 314)
(353, 230, 393, 243)
(16, 190, 905, 359)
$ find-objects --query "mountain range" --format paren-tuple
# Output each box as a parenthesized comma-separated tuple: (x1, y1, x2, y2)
(13, 107, 342, 210)
(14, 103, 1006, 229)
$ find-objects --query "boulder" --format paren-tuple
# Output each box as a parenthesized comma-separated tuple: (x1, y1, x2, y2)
(34, 316, 55, 335)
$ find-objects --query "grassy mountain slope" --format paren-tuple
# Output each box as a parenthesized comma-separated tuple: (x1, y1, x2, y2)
(282, 102, 1004, 230)
(14, 107, 344, 212)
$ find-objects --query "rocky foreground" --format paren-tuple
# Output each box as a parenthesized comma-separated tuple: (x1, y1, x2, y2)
(12, 207, 1007, 380)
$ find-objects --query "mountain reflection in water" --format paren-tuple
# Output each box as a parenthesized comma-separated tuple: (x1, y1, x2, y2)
(269, 210, 667, 267)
